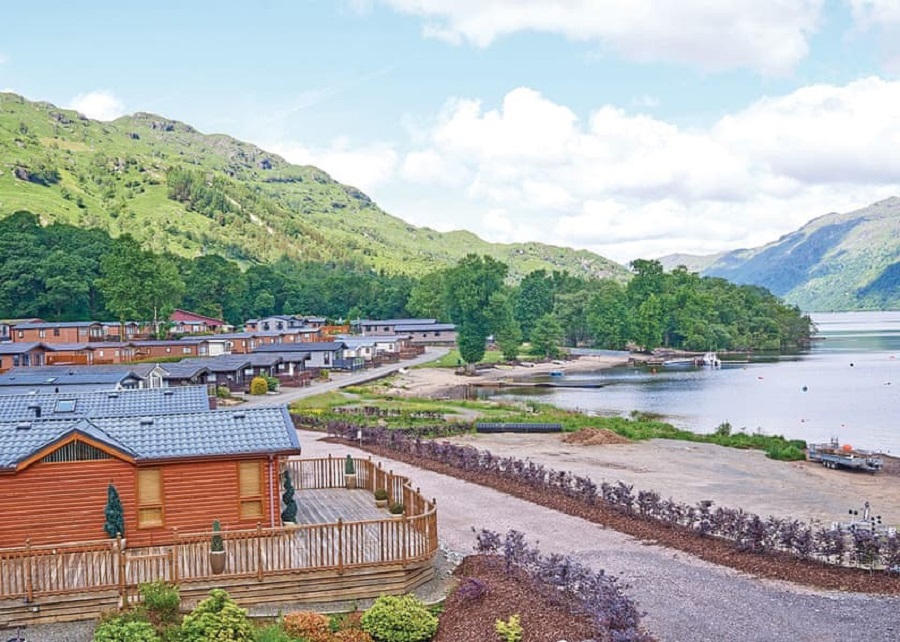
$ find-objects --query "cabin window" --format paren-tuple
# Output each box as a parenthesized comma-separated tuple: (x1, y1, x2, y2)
(182, 347, 192, 354)
(16, 330, 23, 339)
(38, 329, 46, 338)
(137, 468, 164, 528)
(238, 461, 263, 519)
(40, 440, 112, 463)
(53, 328, 60, 336)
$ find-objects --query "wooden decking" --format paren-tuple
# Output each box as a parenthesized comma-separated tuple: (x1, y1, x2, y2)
(0, 458, 438, 626)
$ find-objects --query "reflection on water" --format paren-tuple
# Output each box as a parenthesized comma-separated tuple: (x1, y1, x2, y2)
(483, 311, 900, 453)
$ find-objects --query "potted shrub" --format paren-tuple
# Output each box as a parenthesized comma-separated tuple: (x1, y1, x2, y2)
(344, 454, 357, 489)
(388, 502, 405, 519)
(281, 469, 298, 526)
(374, 488, 389, 508)
(210, 520, 226, 575)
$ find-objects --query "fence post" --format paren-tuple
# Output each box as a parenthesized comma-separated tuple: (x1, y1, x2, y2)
(24, 538, 33, 603)
(117, 534, 126, 608)
(256, 522, 264, 582)
(172, 528, 180, 585)
(337, 518, 344, 575)
(401, 515, 407, 566)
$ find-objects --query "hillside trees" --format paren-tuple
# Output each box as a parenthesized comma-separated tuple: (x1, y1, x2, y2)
(99, 235, 185, 334)
(443, 254, 508, 365)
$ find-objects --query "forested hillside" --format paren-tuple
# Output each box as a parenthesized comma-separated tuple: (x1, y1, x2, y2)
(660, 198, 900, 311)
(0, 92, 625, 281)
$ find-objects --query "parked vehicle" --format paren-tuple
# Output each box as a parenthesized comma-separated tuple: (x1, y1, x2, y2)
(807, 438, 883, 472)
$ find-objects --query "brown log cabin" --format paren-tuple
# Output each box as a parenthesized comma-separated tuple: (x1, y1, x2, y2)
(0, 407, 300, 548)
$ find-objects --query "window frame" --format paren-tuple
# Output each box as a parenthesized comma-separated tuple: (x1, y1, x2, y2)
(136, 467, 165, 529)
(237, 460, 264, 520)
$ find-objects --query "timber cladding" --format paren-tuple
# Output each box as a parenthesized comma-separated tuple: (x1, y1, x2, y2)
(0, 456, 279, 549)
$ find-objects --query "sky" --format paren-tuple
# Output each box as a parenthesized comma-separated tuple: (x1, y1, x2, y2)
(2, 1, 900, 265)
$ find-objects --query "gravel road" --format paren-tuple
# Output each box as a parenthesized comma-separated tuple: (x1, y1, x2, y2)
(300, 431, 900, 642)
(17, 428, 898, 642)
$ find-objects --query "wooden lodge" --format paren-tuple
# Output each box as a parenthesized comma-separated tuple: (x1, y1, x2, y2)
(0, 456, 438, 625)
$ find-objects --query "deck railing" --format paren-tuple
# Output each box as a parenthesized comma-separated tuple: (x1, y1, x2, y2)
(0, 458, 438, 604)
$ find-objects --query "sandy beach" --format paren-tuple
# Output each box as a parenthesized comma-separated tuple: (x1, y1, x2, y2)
(378, 354, 628, 399)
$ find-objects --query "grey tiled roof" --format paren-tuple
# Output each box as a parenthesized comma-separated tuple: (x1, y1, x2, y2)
(13, 321, 99, 329)
(0, 386, 210, 421)
(159, 363, 210, 379)
(254, 341, 345, 353)
(358, 318, 437, 326)
(0, 406, 299, 469)
(0, 371, 134, 386)
(394, 323, 456, 332)
(0, 342, 44, 355)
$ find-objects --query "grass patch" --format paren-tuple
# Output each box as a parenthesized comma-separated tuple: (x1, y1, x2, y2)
(290, 391, 357, 413)
(421, 349, 516, 369)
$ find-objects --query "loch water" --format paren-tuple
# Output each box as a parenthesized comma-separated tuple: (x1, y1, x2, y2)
(485, 311, 900, 453)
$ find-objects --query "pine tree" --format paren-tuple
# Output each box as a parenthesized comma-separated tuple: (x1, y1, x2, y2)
(104, 483, 125, 539)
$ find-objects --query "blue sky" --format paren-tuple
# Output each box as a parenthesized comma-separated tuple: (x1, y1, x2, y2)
(2, 0, 900, 263)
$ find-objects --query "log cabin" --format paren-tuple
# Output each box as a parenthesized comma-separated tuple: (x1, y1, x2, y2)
(0, 406, 300, 548)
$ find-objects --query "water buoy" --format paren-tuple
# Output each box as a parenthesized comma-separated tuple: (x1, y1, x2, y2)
(801, 385, 808, 392)
(757, 376, 764, 380)
(850, 362, 854, 367)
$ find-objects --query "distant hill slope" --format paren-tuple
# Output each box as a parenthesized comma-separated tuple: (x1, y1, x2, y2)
(657, 252, 725, 274)
(0, 93, 626, 281)
(685, 198, 900, 311)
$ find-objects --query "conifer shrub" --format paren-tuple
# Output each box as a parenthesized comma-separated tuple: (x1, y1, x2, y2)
(360, 594, 438, 642)
(180, 589, 254, 642)
(250, 376, 269, 395)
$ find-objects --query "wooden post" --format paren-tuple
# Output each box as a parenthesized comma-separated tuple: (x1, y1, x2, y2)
(401, 515, 408, 566)
(117, 534, 126, 607)
(24, 539, 33, 603)
(172, 528, 180, 585)
(337, 518, 344, 575)
(256, 522, 264, 582)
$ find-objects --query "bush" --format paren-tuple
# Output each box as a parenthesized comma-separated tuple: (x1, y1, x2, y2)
(388, 502, 405, 515)
(179, 589, 254, 642)
(93, 616, 160, 642)
(264, 375, 280, 392)
(495, 614, 523, 642)
(361, 594, 438, 642)
(211, 520, 224, 552)
(250, 376, 269, 396)
(283, 611, 331, 641)
(215, 385, 231, 399)
(254, 623, 295, 642)
(374, 488, 389, 501)
(138, 581, 180, 625)
(334, 630, 374, 642)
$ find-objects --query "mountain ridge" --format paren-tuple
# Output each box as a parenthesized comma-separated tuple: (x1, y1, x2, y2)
(0, 92, 627, 281)
(659, 197, 900, 311)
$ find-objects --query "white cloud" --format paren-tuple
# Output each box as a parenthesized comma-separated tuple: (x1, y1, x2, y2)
(392, 79, 900, 263)
(378, 0, 823, 73)
(68, 90, 126, 121)
(848, 0, 900, 25)
(271, 138, 398, 192)
(0, 53, 8, 65)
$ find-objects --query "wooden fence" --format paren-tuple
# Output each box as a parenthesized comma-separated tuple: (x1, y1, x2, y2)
(0, 458, 438, 608)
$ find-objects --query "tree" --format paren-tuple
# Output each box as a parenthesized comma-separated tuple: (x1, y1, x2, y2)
(406, 270, 447, 319)
(443, 255, 508, 366)
(486, 291, 521, 360)
(515, 269, 555, 338)
(587, 280, 630, 349)
(529, 314, 564, 359)
(104, 483, 125, 539)
(98, 235, 184, 333)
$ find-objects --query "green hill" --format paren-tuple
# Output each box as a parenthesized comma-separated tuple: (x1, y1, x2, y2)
(0, 92, 625, 280)
(667, 197, 900, 311)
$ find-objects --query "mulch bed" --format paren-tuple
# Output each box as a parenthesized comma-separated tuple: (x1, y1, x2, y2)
(327, 437, 900, 595)
(433, 555, 602, 642)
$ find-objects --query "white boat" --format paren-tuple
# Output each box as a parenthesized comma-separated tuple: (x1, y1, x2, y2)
(700, 352, 721, 367)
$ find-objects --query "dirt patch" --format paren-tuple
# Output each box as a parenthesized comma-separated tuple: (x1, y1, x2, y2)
(562, 427, 632, 446)
(434, 556, 605, 642)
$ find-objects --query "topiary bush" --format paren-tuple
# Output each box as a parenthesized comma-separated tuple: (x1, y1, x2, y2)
(282, 611, 331, 642)
(179, 589, 254, 642)
(250, 376, 269, 395)
(264, 374, 280, 392)
(360, 594, 438, 642)
(254, 623, 295, 642)
(93, 616, 160, 642)
(215, 385, 231, 399)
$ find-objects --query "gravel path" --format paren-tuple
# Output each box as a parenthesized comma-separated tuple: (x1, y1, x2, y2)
(300, 431, 900, 642)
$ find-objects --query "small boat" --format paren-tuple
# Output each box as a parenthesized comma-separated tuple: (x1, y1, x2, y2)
(697, 352, 721, 368)
(549, 371, 564, 377)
